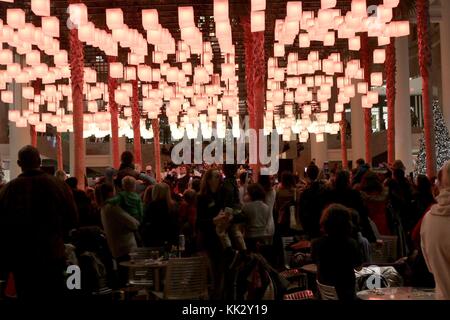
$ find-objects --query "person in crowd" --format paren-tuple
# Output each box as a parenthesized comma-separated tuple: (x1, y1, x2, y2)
(240, 183, 274, 250)
(96, 183, 139, 287)
(145, 165, 155, 179)
(66, 176, 95, 228)
(352, 158, 370, 187)
(190, 176, 201, 193)
(115, 151, 155, 192)
(421, 161, 450, 300)
(196, 169, 225, 299)
(298, 163, 330, 239)
(411, 175, 436, 233)
(0, 145, 78, 300)
(55, 170, 67, 182)
(274, 171, 298, 236)
(328, 170, 376, 242)
(176, 165, 190, 195)
(178, 189, 198, 254)
(238, 171, 248, 206)
(311, 204, 362, 300)
(107, 176, 143, 222)
(359, 171, 390, 236)
(141, 183, 178, 247)
(222, 164, 241, 209)
(350, 209, 371, 264)
(386, 160, 414, 232)
(258, 174, 276, 222)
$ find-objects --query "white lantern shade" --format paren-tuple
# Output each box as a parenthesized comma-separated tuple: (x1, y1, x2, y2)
(316, 133, 324, 143)
(321, 0, 337, 10)
(335, 103, 344, 113)
(214, 0, 229, 22)
(138, 65, 152, 82)
(2, 91, 13, 104)
(125, 67, 136, 81)
(357, 82, 368, 94)
(178, 6, 195, 29)
(7, 63, 21, 78)
(251, 11, 265, 33)
(109, 62, 123, 78)
(368, 91, 379, 104)
(252, 0, 266, 11)
(274, 43, 284, 57)
(373, 49, 386, 64)
(286, 2, 302, 20)
(106, 8, 124, 30)
(378, 35, 390, 46)
(42, 16, 59, 37)
(383, 0, 400, 8)
(32, 0, 50, 17)
(0, 49, 13, 64)
(333, 112, 342, 122)
(7, 9, 25, 29)
(54, 50, 68, 66)
(361, 95, 372, 108)
(68, 3, 88, 27)
(324, 32, 335, 46)
(378, 5, 393, 23)
(351, 0, 367, 18)
(371, 72, 383, 86)
(22, 87, 35, 100)
(142, 9, 159, 30)
(348, 36, 361, 51)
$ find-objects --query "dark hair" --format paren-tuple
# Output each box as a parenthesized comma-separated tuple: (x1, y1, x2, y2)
(356, 158, 365, 166)
(281, 171, 296, 189)
(223, 164, 237, 178)
(393, 168, 406, 180)
(360, 171, 383, 193)
(258, 175, 272, 192)
(120, 151, 134, 167)
(247, 183, 266, 202)
(191, 177, 201, 193)
(335, 170, 351, 190)
(18, 145, 41, 170)
(306, 163, 319, 181)
(199, 169, 220, 196)
(95, 183, 114, 207)
(239, 172, 247, 184)
(416, 174, 433, 196)
(320, 204, 352, 237)
(183, 189, 197, 205)
(66, 177, 78, 189)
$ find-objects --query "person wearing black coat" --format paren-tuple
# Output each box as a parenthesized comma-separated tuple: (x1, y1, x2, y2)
(0, 146, 78, 301)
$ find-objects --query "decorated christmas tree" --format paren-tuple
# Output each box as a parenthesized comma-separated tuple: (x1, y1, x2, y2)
(415, 101, 450, 176)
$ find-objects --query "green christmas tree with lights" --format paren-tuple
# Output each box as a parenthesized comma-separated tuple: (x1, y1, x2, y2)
(415, 101, 450, 176)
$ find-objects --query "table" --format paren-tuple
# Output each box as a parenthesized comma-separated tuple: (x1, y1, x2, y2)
(119, 260, 169, 291)
(357, 287, 436, 300)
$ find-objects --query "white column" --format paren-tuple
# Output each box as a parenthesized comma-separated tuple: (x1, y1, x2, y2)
(9, 55, 30, 179)
(395, 37, 414, 173)
(441, 0, 450, 130)
(351, 87, 366, 166)
(310, 133, 328, 169)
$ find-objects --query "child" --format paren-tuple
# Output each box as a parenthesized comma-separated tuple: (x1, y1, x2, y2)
(107, 176, 143, 222)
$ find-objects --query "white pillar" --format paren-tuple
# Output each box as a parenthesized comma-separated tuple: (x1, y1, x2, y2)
(395, 37, 414, 173)
(9, 55, 30, 179)
(351, 86, 366, 166)
(310, 133, 328, 169)
(441, 0, 450, 130)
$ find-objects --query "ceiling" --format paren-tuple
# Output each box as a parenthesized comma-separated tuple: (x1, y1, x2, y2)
(0, 0, 413, 114)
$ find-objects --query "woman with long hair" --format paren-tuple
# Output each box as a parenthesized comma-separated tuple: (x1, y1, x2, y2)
(196, 169, 224, 299)
(140, 183, 178, 247)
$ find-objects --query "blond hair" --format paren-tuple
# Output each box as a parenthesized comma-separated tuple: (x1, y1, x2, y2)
(122, 176, 137, 192)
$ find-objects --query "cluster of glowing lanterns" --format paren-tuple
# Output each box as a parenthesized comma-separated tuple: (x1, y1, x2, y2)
(264, 0, 409, 143)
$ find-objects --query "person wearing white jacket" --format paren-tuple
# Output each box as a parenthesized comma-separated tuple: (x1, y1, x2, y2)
(421, 161, 450, 300)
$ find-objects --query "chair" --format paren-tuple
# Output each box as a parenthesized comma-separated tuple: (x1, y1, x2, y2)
(152, 256, 208, 300)
(316, 280, 338, 300)
(371, 235, 398, 264)
(127, 247, 163, 288)
(283, 290, 314, 300)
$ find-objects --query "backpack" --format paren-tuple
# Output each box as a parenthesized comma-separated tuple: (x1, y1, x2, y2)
(78, 251, 109, 295)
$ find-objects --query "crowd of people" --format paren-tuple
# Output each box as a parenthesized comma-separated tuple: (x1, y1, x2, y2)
(0, 145, 449, 300)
